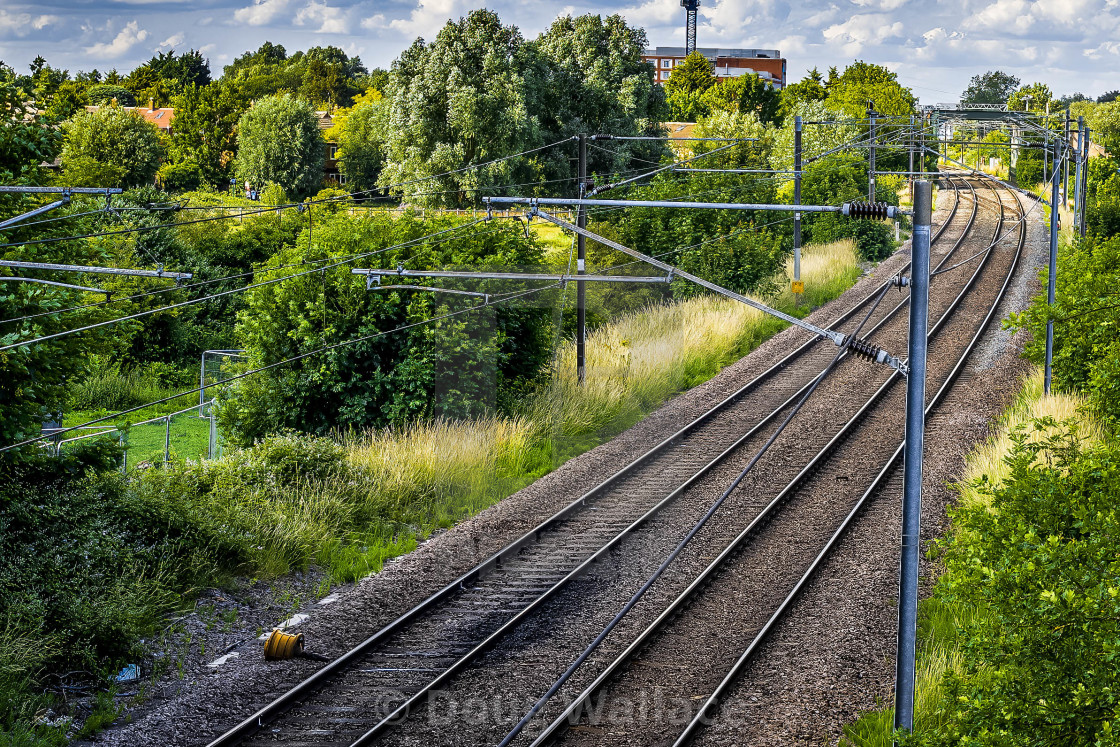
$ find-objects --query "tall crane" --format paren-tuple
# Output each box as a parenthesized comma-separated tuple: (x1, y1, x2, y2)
(681, 0, 699, 55)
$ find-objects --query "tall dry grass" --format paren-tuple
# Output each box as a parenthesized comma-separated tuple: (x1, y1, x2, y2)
(956, 367, 1102, 510)
(343, 417, 537, 523)
(843, 366, 1101, 747)
(532, 239, 860, 439)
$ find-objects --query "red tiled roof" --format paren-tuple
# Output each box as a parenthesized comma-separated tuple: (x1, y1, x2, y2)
(84, 105, 175, 129)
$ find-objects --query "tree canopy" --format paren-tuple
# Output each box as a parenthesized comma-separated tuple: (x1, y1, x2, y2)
(826, 60, 916, 118)
(378, 9, 541, 207)
(235, 93, 325, 198)
(60, 104, 165, 188)
(961, 70, 1020, 105)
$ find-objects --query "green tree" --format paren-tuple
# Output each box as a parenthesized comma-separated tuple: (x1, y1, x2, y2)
(218, 214, 549, 443)
(298, 46, 366, 108)
(329, 92, 388, 192)
(701, 74, 781, 124)
(826, 60, 916, 118)
(1007, 82, 1054, 113)
(170, 83, 245, 186)
(527, 14, 666, 180)
(235, 93, 324, 198)
(780, 67, 827, 120)
(961, 70, 1020, 105)
(378, 9, 541, 207)
(86, 84, 135, 107)
(126, 50, 211, 107)
(60, 103, 165, 188)
(662, 52, 716, 121)
(1099, 90, 1119, 104)
(664, 51, 716, 97)
(1071, 100, 1120, 156)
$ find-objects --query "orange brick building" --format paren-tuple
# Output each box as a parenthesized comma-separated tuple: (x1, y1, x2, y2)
(642, 47, 786, 89)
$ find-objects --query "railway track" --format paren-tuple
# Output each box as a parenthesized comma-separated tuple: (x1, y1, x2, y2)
(206, 176, 993, 747)
(515, 178, 1030, 747)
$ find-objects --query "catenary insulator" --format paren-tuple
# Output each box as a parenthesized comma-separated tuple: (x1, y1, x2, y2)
(846, 336, 891, 365)
(842, 201, 897, 220)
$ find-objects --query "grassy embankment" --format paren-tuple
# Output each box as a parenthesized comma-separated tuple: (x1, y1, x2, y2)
(840, 369, 1103, 746)
(1, 239, 861, 746)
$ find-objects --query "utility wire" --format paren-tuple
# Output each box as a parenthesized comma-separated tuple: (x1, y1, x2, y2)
(497, 280, 893, 747)
(0, 282, 556, 454)
(0, 219, 489, 351)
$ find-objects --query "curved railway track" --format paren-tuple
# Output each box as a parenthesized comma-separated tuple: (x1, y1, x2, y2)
(205, 175, 1012, 747)
(518, 179, 1029, 747)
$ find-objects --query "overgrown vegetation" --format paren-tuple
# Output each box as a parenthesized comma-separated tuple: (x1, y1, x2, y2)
(843, 145, 1120, 746)
(3, 19, 937, 743)
(2, 240, 860, 742)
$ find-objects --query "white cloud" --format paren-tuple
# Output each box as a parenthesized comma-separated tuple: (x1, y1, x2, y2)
(822, 14, 904, 55)
(233, 0, 292, 26)
(360, 12, 387, 29)
(199, 43, 218, 54)
(159, 32, 185, 48)
(86, 20, 150, 59)
(0, 9, 60, 37)
(295, 0, 347, 33)
(389, 0, 467, 38)
(1086, 40, 1120, 58)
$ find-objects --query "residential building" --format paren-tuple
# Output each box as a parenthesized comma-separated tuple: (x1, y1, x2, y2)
(85, 99, 175, 133)
(315, 110, 343, 185)
(643, 47, 786, 89)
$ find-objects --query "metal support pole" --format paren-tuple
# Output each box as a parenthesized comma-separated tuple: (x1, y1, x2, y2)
(0, 260, 192, 280)
(1079, 126, 1090, 238)
(577, 134, 587, 384)
(1073, 117, 1085, 233)
(164, 416, 172, 465)
(868, 106, 877, 201)
(1045, 143, 1061, 394)
(908, 115, 915, 190)
(793, 116, 803, 295)
(209, 411, 218, 460)
(1063, 111, 1071, 205)
(1043, 131, 1049, 187)
(199, 352, 208, 416)
(894, 180, 931, 739)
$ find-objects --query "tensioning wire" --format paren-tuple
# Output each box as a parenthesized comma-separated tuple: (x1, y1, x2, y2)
(0, 281, 559, 455)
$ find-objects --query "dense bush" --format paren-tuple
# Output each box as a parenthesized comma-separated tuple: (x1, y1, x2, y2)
(1010, 233, 1120, 424)
(1014, 153, 1043, 188)
(903, 426, 1120, 746)
(216, 213, 553, 444)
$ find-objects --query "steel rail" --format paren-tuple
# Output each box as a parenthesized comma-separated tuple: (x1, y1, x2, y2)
(204, 179, 969, 747)
(343, 181, 977, 747)
(672, 181, 1028, 746)
(670, 184, 1029, 747)
(528, 176, 1008, 746)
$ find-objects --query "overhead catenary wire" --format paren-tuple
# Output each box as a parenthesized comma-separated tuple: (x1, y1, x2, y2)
(496, 279, 894, 747)
(0, 219, 490, 351)
(0, 282, 556, 455)
(0, 173, 776, 328)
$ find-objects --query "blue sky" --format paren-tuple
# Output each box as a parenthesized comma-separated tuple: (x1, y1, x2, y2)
(1, 0, 1117, 102)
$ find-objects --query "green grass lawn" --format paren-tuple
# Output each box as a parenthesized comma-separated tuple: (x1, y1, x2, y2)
(61, 407, 213, 467)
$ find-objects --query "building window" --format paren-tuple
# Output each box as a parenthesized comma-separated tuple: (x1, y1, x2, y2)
(660, 71, 670, 80)
(675, 58, 686, 66)
(662, 59, 672, 68)
(329, 145, 339, 160)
